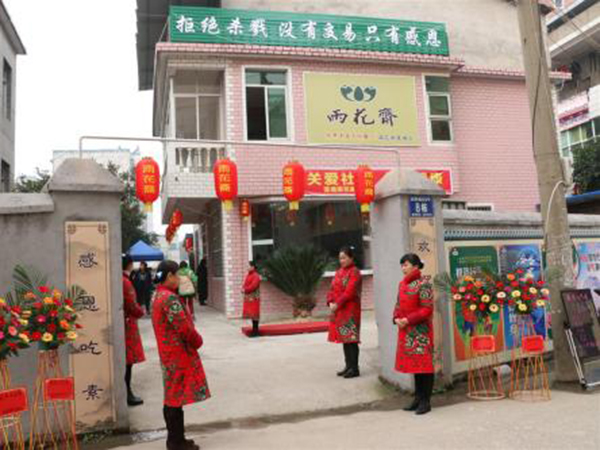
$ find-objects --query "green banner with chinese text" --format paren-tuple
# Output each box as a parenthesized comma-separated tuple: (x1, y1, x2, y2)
(169, 6, 449, 57)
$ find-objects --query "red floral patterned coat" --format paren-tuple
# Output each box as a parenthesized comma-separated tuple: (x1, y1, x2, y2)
(152, 285, 211, 407)
(123, 273, 145, 365)
(242, 269, 261, 320)
(327, 265, 362, 344)
(394, 270, 434, 374)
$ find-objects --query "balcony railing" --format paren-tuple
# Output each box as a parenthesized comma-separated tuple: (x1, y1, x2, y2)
(170, 143, 226, 173)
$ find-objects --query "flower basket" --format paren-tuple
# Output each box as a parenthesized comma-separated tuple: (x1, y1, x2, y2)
(508, 313, 550, 402)
(467, 334, 505, 401)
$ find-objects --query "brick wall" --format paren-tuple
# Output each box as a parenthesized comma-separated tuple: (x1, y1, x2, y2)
(204, 56, 541, 318)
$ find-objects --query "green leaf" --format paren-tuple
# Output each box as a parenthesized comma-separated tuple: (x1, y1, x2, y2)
(261, 245, 328, 301)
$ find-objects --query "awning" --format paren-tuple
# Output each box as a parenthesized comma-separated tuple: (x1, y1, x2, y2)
(128, 240, 165, 262)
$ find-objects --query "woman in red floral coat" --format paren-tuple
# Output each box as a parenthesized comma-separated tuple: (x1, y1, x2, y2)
(152, 260, 210, 450)
(242, 261, 261, 337)
(394, 253, 435, 415)
(122, 255, 145, 407)
(327, 246, 362, 379)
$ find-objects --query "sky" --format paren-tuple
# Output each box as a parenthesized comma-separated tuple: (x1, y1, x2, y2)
(5, 0, 168, 232)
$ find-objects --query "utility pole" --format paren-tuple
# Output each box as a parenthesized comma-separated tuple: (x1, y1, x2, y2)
(516, 0, 578, 382)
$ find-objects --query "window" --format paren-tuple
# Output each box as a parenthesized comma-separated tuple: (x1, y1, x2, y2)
(245, 70, 289, 140)
(2, 60, 12, 121)
(173, 70, 222, 140)
(0, 160, 9, 192)
(554, 0, 563, 8)
(560, 119, 599, 157)
(442, 201, 466, 210)
(250, 201, 371, 270)
(425, 76, 452, 142)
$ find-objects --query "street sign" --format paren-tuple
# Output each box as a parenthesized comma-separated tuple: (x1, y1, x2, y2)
(409, 196, 434, 218)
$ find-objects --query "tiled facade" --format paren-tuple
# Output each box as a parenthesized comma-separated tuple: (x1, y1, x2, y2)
(156, 42, 552, 319)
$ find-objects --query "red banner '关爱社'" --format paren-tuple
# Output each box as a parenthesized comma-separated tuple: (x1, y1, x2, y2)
(304, 169, 452, 195)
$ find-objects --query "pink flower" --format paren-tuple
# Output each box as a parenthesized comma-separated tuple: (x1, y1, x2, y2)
(37, 316, 47, 324)
(8, 326, 17, 337)
(0, 332, 4, 340)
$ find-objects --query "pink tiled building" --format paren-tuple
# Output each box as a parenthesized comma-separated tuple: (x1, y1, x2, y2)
(137, 4, 567, 319)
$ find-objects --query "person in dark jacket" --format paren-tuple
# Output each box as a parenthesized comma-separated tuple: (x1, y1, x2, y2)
(196, 258, 208, 306)
(132, 261, 154, 315)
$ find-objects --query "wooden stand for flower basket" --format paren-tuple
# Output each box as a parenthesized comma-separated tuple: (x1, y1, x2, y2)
(467, 335, 505, 401)
(509, 318, 550, 402)
(0, 360, 26, 450)
(29, 350, 78, 450)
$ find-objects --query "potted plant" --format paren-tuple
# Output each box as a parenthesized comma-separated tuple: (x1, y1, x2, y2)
(261, 245, 329, 318)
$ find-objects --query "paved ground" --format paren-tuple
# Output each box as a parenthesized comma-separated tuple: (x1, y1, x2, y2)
(103, 306, 600, 450)
(127, 307, 389, 433)
(114, 389, 599, 450)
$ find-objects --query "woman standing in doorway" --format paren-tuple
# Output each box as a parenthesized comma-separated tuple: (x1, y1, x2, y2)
(242, 261, 261, 337)
(132, 261, 154, 315)
(177, 261, 198, 319)
(394, 253, 435, 415)
(327, 246, 362, 379)
(122, 255, 145, 406)
(152, 260, 210, 450)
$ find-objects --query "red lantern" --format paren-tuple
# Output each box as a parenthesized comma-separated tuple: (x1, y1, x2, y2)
(355, 165, 375, 213)
(135, 157, 160, 212)
(185, 236, 194, 253)
(213, 158, 238, 211)
(282, 161, 305, 211)
(171, 209, 183, 228)
(239, 199, 251, 221)
(325, 203, 336, 226)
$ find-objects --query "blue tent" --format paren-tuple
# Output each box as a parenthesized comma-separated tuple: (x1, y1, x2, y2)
(128, 240, 164, 262)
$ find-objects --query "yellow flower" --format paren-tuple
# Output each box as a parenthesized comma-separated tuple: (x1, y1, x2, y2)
(518, 303, 528, 312)
(18, 333, 30, 344)
(529, 287, 538, 295)
(66, 332, 78, 341)
(21, 310, 32, 319)
(541, 289, 550, 296)
(43, 297, 54, 305)
(497, 292, 507, 299)
(511, 290, 521, 298)
(53, 290, 62, 300)
(489, 304, 500, 313)
(64, 306, 75, 313)
(481, 295, 491, 303)
(18, 319, 28, 326)
(536, 300, 545, 307)
(469, 304, 477, 311)
(0, 298, 5, 306)
(42, 333, 53, 343)
(453, 294, 463, 301)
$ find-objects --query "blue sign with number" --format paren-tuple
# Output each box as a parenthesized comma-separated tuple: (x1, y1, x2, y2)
(409, 196, 434, 217)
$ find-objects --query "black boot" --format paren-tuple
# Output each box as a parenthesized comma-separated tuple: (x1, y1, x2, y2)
(404, 375, 421, 411)
(125, 365, 143, 406)
(337, 345, 351, 376)
(415, 374, 433, 415)
(165, 407, 199, 450)
(250, 320, 260, 337)
(343, 344, 360, 378)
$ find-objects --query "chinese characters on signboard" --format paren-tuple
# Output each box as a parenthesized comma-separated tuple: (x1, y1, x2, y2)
(304, 169, 388, 195)
(66, 222, 115, 431)
(409, 196, 434, 218)
(169, 7, 449, 57)
(305, 73, 420, 146)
